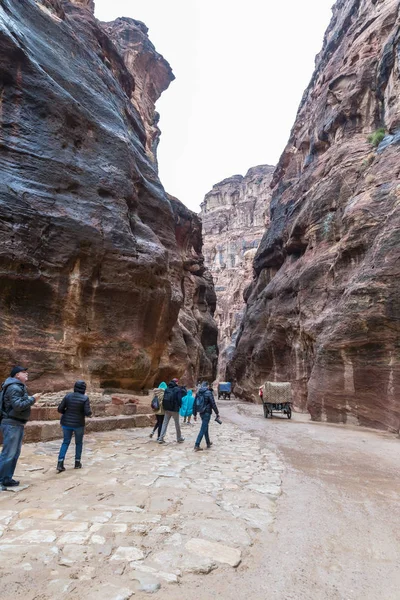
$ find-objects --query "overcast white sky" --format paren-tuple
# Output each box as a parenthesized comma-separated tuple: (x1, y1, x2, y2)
(95, 1, 333, 211)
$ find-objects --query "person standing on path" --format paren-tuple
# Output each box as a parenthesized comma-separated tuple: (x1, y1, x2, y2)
(150, 382, 167, 440)
(0, 366, 41, 490)
(158, 379, 185, 444)
(193, 382, 220, 451)
(56, 380, 92, 473)
(180, 389, 195, 425)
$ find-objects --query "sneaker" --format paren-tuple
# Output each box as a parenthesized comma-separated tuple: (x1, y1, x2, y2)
(194, 446, 203, 452)
(177, 437, 185, 443)
(0, 484, 7, 491)
(149, 432, 154, 438)
(158, 439, 166, 444)
(206, 442, 213, 449)
(3, 478, 19, 487)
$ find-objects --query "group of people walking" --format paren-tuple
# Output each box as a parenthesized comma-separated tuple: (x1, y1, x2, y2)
(0, 365, 221, 490)
(150, 378, 220, 451)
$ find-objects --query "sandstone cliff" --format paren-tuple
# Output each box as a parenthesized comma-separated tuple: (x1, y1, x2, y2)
(201, 166, 274, 382)
(0, 0, 215, 392)
(157, 197, 218, 386)
(228, 0, 400, 431)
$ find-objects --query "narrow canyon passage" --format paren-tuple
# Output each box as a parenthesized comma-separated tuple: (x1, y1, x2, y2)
(0, 403, 398, 599)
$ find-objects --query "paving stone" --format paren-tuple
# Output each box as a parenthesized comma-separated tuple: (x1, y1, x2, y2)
(83, 583, 135, 600)
(58, 532, 90, 545)
(63, 510, 112, 523)
(115, 513, 161, 524)
(0, 510, 17, 524)
(185, 538, 242, 567)
(111, 546, 145, 561)
(3, 529, 57, 544)
(19, 508, 63, 520)
(90, 534, 106, 544)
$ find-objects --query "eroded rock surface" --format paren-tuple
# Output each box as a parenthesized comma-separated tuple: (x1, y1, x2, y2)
(102, 17, 174, 166)
(0, 0, 214, 392)
(156, 197, 218, 386)
(201, 166, 273, 381)
(228, 0, 400, 431)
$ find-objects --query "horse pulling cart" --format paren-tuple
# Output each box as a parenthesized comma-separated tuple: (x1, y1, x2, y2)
(259, 381, 292, 419)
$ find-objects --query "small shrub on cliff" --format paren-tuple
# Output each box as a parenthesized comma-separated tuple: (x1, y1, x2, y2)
(367, 128, 385, 148)
(205, 345, 217, 358)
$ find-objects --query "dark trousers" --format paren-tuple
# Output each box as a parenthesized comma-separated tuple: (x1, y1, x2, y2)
(58, 426, 84, 461)
(195, 412, 211, 447)
(152, 415, 164, 438)
(0, 422, 25, 483)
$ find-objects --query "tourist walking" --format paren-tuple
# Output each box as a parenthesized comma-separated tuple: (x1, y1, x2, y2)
(56, 381, 92, 473)
(150, 382, 167, 440)
(180, 389, 195, 425)
(193, 382, 220, 451)
(158, 379, 185, 444)
(0, 366, 41, 490)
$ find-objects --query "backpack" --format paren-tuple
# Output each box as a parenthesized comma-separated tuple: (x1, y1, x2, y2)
(195, 388, 208, 414)
(151, 394, 160, 411)
(162, 386, 180, 412)
(0, 382, 12, 423)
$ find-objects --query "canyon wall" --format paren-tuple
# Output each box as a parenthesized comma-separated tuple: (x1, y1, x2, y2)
(0, 0, 215, 392)
(228, 0, 400, 431)
(201, 166, 274, 381)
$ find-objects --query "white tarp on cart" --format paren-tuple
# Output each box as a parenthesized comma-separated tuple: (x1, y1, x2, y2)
(262, 381, 292, 404)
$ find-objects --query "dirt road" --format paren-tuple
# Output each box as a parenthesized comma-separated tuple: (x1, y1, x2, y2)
(183, 400, 400, 600)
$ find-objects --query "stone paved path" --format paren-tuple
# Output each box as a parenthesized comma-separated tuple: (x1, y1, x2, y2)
(0, 419, 282, 599)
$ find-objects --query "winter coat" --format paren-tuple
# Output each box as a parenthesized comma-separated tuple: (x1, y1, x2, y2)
(58, 392, 92, 428)
(152, 388, 165, 416)
(162, 381, 183, 412)
(180, 390, 194, 417)
(1, 377, 35, 424)
(193, 385, 219, 417)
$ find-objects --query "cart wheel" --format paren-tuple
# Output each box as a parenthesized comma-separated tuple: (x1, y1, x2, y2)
(287, 407, 292, 419)
(263, 404, 269, 419)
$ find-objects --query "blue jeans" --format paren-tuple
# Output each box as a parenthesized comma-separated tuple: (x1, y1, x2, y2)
(195, 412, 211, 447)
(0, 422, 25, 483)
(58, 426, 84, 461)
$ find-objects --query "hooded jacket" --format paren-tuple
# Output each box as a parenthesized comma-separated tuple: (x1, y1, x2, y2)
(1, 377, 35, 424)
(58, 381, 92, 428)
(152, 383, 166, 416)
(193, 384, 219, 417)
(180, 390, 195, 417)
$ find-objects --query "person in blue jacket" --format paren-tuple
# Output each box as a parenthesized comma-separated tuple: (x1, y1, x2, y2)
(180, 389, 194, 425)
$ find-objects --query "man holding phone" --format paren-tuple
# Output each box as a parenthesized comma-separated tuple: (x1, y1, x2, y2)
(0, 366, 41, 490)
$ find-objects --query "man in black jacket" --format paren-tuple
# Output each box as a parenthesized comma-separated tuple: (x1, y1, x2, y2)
(56, 381, 92, 472)
(193, 382, 220, 451)
(158, 379, 185, 444)
(0, 366, 41, 490)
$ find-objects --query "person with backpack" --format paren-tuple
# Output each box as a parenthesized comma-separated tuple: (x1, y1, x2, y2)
(158, 379, 185, 444)
(149, 382, 167, 440)
(193, 382, 220, 452)
(0, 366, 41, 490)
(56, 380, 92, 473)
(180, 389, 195, 425)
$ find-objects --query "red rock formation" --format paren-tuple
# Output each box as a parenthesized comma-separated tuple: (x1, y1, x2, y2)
(0, 0, 214, 392)
(156, 196, 218, 387)
(200, 166, 274, 382)
(102, 18, 174, 166)
(228, 0, 400, 431)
